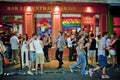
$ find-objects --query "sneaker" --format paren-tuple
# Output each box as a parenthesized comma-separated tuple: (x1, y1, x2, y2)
(85, 70, 88, 75)
(27, 71, 33, 75)
(102, 74, 110, 79)
(89, 69, 94, 77)
(69, 66, 73, 73)
(32, 68, 36, 71)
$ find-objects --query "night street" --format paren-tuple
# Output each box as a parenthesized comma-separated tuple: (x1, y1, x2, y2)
(1, 60, 120, 80)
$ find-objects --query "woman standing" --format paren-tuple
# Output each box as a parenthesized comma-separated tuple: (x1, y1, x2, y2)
(109, 33, 117, 67)
(55, 31, 66, 69)
(21, 34, 29, 68)
(43, 33, 51, 62)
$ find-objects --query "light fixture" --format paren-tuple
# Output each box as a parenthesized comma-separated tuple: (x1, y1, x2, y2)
(26, 6, 32, 12)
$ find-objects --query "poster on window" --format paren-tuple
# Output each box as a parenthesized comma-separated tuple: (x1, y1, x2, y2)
(35, 14, 52, 37)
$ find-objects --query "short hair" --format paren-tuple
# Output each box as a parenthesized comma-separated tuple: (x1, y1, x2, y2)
(102, 32, 108, 37)
(32, 33, 37, 37)
(113, 32, 116, 36)
(90, 33, 94, 37)
(59, 31, 64, 36)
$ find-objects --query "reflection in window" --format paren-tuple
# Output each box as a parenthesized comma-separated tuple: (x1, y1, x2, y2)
(14, 15, 22, 20)
(2, 16, 11, 20)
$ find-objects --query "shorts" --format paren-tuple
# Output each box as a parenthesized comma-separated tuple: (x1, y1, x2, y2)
(36, 53, 44, 64)
(30, 51, 36, 62)
(98, 55, 108, 69)
(88, 50, 96, 57)
(109, 50, 116, 55)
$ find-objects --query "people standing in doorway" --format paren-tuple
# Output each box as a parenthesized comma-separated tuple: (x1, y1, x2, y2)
(88, 33, 96, 67)
(43, 33, 51, 62)
(55, 31, 66, 69)
(10, 32, 19, 64)
(89, 32, 110, 79)
(33, 34, 44, 74)
(21, 34, 29, 68)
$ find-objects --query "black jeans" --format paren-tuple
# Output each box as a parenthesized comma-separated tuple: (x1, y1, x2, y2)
(68, 47, 73, 61)
(43, 45, 49, 60)
(55, 49, 63, 66)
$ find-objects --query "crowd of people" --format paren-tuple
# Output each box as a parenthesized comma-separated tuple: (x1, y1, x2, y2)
(0, 29, 120, 79)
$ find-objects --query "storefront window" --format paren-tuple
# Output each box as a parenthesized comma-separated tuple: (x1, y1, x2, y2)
(35, 14, 52, 36)
(13, 15, 22, 21)
(2, 16, 11, 20)
(62, 14, 81, 34)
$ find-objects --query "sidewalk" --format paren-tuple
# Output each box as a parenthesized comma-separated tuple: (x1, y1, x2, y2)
(1, 59, 120, 80)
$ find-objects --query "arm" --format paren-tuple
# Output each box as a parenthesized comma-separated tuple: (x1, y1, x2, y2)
(40, 40, 44, 49)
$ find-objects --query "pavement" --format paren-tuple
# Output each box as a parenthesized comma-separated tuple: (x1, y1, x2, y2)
(1, 59, 120, 80)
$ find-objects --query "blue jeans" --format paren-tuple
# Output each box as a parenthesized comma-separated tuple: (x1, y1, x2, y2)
(4, 45, 10, 58)
(71, 53, 86, 75)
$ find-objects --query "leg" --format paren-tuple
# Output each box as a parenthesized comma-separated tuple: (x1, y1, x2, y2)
(71, 53, 82, 69)
(21, 49, 24, 67)
(112, 55, 116, 67)
(59, 51, 63, 63)
(69, 47, 72, 61)
(81, 54, 87, 75)
(15, 50, 19, 63)
(55, 49, 60, 62)
(35, 54, 39, 74)
(43, 46, 49, 61)
(25, 50, 29, 66)
(11, 50, 15, 63)
(40, 64, 43, 74)
(93, 50, 96, 67)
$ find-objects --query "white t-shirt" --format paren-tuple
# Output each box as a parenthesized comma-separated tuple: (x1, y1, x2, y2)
(29, 40, 35, 51)
(98, 37, 106, 56)
(21, 40, 28, 51)
(10, 36, 19, 50)
(33, 39, 44, 54)
(67, 37, 72, 48)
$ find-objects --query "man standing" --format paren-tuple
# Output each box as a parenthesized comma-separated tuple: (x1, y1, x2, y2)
(89, 33, 96, 67)
(89, 32, 110, 79)
(55, 31, 66, 69)
(10, 32, 19, 64)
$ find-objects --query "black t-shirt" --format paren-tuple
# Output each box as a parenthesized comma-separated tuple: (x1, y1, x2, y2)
(90, 38, 96, 50)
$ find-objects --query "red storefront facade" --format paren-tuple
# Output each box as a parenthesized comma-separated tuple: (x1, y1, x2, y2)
(0, 2, 108, 40)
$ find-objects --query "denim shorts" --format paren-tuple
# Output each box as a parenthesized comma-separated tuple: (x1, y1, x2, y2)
(98, 55, 108, 69)
(30, 51, 36, 62)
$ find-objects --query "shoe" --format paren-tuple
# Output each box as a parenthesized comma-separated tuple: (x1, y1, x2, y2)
(89, 69, 94, 77)
(102, 74, 110, 78)
(85, 70, 88, 75)
(57, 65, 62, 69)
(69, 66, 73, 73)
(27, 71, 33, 75)
(32, 68, 36, 71)
(46, 59, 50, 62)
(60, 62, 64, 66)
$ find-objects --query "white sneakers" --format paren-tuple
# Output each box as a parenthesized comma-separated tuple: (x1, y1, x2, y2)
(27, 71, 33, 75)
(102, 74, 110, 79)
(89, 69, 94, 77)
(69, 66, 73, 73)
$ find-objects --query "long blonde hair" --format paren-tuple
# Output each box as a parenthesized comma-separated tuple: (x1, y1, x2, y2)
(0, 40, 6, 54)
